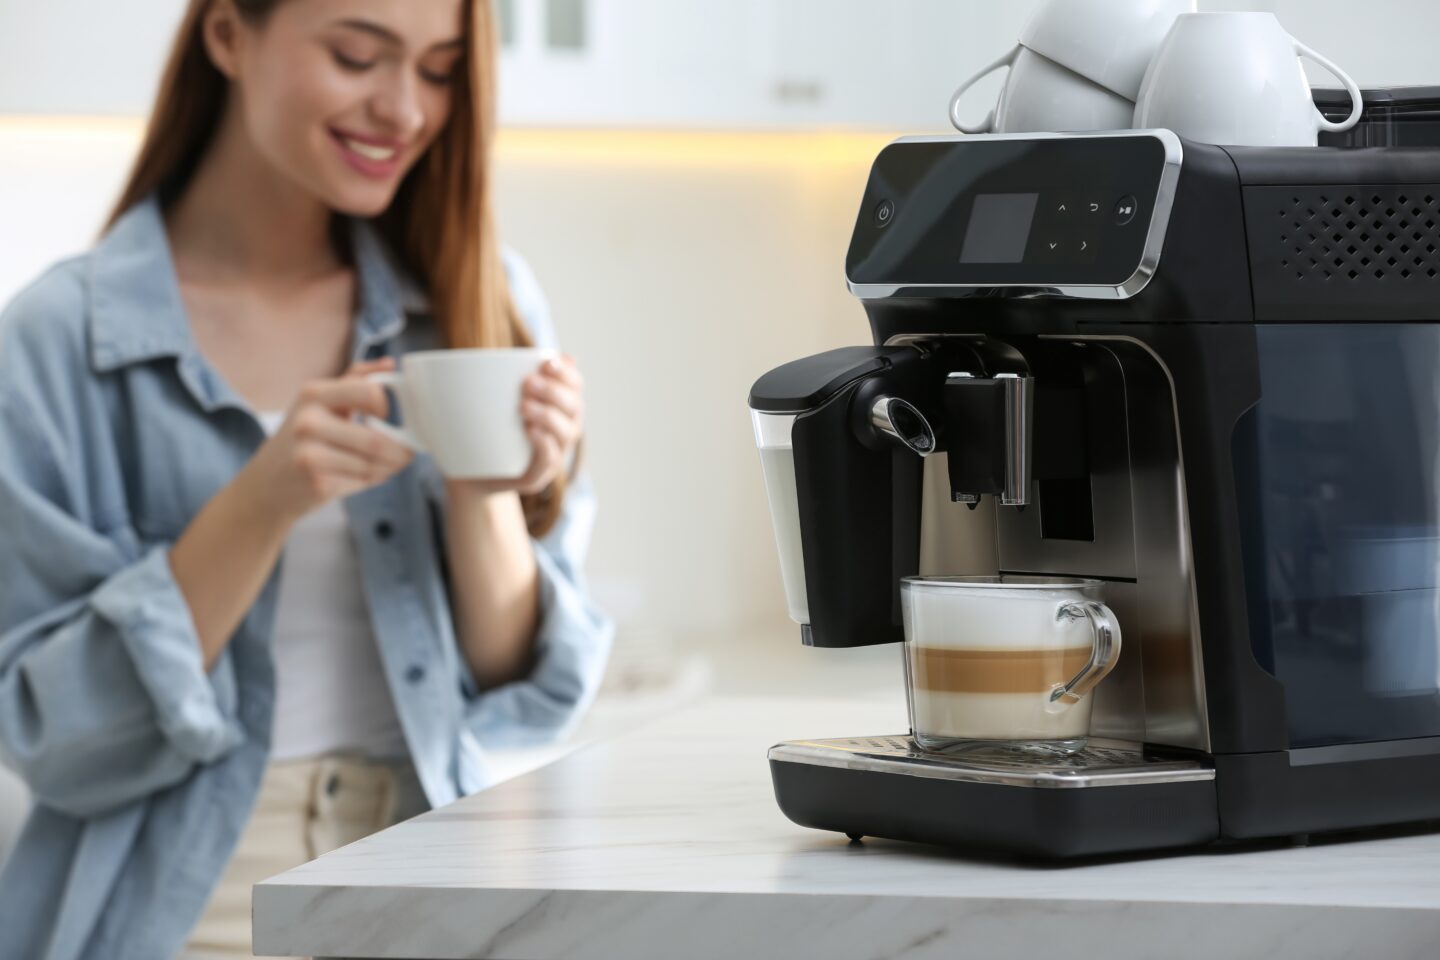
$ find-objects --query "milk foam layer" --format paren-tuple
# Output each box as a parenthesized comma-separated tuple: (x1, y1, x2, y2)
(910, 689, 1092, 741)
(902, 581, 1096, 651)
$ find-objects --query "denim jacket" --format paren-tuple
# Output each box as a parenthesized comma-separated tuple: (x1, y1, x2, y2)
(0, 197, 613, 960)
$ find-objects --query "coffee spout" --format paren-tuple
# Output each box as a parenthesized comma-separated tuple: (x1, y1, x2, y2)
(943, 371, 1034, 506)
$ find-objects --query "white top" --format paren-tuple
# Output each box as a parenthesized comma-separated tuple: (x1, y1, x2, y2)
(257, 411, 408, 762)
(254, 691, 1440, 960)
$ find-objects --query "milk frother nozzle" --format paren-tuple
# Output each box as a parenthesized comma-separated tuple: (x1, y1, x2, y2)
(868, 395, 936, 457)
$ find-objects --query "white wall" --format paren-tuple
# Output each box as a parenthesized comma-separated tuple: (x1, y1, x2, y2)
(6, 1, 1440, 119)
(490, 132, 882, 639)
(0, 0, 187, 115)
(1247, 0, 1440, 86)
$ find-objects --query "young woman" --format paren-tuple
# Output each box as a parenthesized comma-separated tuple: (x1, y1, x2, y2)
(0, 1, 612, 956)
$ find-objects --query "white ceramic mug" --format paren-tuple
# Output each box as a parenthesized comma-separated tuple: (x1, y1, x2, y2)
(948, 0, 1194, 133)
(1018, 0, 1197, 101)
(1133, 12, 1362, 147)
(366, 348, 556, 479)
(950, 46, 1135, 135)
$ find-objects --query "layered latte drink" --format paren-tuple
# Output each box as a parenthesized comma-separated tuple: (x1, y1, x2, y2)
(900, 576, 1122, 755)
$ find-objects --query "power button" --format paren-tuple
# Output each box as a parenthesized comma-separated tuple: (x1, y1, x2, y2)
(873, 198, 895, 228)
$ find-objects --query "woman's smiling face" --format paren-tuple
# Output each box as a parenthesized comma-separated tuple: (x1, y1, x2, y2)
(213, 0, 465, 216)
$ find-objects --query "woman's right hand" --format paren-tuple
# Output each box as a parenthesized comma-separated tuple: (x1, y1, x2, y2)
(238, 358, 415, 526)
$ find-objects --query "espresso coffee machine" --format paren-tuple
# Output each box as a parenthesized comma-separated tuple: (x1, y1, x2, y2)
(749, 126, 1440, 857)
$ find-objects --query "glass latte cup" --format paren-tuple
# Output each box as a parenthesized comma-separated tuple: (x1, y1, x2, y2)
(900, 576, 1122, 756)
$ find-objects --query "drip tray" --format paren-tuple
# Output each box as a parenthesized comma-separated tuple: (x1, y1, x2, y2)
(768, 735, 1215, 788)
(768, 735, 1222, 856)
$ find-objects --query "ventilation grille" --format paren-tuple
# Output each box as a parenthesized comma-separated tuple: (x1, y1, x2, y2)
(1276, 189, 1440, 283)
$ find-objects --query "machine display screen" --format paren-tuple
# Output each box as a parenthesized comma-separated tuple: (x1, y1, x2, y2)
(846, 135, 1169, 290)
(959, 193, 1038, 264)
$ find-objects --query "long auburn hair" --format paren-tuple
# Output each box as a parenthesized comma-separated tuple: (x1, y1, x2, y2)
(107, 0, 567, 536)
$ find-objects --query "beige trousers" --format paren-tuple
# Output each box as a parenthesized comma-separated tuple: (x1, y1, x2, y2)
(180, 755, 427, 960)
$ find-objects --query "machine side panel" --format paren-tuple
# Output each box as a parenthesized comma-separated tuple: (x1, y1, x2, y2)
(1245, 183, 1440, 322)
(1131, 324, 1289, 755)
(1215, 745, 1440, 839)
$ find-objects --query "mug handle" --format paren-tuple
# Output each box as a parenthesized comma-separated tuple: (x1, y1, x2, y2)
(948, 44, 1020, 134)
(364, 370, 424, 452)
(1293, 39, 1363, 133)
(1047, 600, 1122, 710)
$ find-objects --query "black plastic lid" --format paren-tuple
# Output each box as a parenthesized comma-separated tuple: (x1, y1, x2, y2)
(748, 346, 901, 413)
(1314, 86, 1440, 112)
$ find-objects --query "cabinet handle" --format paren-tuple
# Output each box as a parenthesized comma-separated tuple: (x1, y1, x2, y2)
(773, 79, 825, 104)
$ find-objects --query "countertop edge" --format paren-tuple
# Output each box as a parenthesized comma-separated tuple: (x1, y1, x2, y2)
(251, 884, 1440, 960)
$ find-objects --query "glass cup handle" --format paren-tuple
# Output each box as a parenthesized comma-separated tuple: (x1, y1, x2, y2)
(1048, 600, 1123, 709)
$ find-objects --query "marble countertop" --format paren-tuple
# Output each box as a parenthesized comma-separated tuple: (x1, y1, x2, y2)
(254, 681, 1440, 960)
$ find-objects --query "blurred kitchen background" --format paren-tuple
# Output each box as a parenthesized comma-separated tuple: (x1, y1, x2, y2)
(2, 0, 1438, 854)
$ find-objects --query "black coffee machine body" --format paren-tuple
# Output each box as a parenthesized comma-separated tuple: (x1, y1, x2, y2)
(749, 126, 1440, 857)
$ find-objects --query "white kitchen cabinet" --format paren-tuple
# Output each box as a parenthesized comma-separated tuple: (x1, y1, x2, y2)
(498, 0, 768, 128)
(755, 0, 1033, 129)
(496, 0, 1045, 130)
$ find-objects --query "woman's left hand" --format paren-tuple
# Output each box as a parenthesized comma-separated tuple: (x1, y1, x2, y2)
(460, 355, 584, 496)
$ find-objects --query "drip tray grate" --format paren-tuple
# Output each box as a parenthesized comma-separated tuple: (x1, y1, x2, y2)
(768, 735, 1215, 789)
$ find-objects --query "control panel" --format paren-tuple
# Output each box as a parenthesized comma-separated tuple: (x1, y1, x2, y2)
(846, 132, 1178, 297)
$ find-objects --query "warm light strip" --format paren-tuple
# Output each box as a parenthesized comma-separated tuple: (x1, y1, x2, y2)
(0, 117, 903, 167)
(0, 115, 146, 139)
(496, 128, 904, 168)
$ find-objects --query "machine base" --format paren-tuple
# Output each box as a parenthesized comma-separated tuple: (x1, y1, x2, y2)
(769, 735, 1219, 859)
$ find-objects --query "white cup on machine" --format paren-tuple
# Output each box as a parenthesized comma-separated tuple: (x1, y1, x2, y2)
(1134, 12, 1363, 147)
(366, 348, 556, 479)
(949, 0, 1195, 134)
(961, 46, 1135, 136)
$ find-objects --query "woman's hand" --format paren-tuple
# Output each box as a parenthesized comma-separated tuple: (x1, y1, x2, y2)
(460, 354, 585, 496)
(442, 355, 584, 688)
(240, 358, 415, 525)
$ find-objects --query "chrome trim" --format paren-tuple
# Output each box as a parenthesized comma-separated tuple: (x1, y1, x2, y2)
(995, 373, 1033, 505)
(869, 396, 936, 456)
(846, 129, 1183, 302)
(1289, 736, 1440, 767)
(901, 575, 1102, 590)
(768, 736, 1215, 789)
(1038, 334, 1212, 753)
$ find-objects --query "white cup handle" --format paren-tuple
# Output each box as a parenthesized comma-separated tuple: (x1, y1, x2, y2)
(1293, 38, 1362, 133)
(364, 370, 424, 452)
(948, 44, 1019, 134)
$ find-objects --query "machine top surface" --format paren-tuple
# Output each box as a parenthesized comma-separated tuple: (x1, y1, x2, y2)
(769, 736, 1215, 789)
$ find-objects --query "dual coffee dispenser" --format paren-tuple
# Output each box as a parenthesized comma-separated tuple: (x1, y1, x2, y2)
(749, 125, 1440, 857)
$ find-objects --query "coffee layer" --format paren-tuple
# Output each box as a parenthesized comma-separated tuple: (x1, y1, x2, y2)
(908, 645, 1091, 694)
